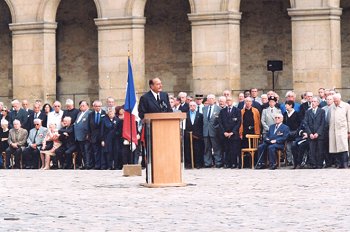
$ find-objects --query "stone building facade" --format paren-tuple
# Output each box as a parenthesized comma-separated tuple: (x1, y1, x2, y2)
(0, 0, 348, 105)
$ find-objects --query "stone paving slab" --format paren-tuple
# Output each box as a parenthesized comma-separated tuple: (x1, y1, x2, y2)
(1, 169, 350, 231)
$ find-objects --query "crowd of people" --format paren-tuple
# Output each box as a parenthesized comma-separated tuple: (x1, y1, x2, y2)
(0, 84, 349, 171)
(175, 87, 350, 170)
(0, 98, 140, 170)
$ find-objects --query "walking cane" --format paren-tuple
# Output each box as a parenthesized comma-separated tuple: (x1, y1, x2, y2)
(189, 131, 194, 169)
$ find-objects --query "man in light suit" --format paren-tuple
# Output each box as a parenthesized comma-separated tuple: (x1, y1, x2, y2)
(257, 113, 290, 170)
(6, 119, 28, 169)
(138, 78, 172, 120)
(203, 94, 222, 168)
(74, 100, 91, 169)
(261, 96, 281, 138)
(304, 97, 326, 169)
(22, 119, 47, 169)
(184, 101, 204, 168)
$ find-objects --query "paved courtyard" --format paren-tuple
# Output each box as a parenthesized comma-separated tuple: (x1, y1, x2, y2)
(1, 168, 350, 231)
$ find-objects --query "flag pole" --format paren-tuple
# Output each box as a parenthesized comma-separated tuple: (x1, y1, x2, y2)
(128, 47, 133, 164)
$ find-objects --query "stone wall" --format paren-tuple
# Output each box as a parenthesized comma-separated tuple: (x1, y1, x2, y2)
(341, 1, 350, 98)
(56, 0, 98, 106)
(0, 1, 12, 103)
(145, 0, 192, 96)
(240, 0, 292, 97)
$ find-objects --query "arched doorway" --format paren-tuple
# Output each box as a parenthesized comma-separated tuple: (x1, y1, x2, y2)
(341, 1, 350, 96)
(56, 0, 98, 105)
(0, 1, 12, 103)
(240, 0, 292, 96)
(144, 0, 192, 96)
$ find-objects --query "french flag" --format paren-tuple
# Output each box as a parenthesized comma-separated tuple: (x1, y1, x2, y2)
(123, 57, 138, 145)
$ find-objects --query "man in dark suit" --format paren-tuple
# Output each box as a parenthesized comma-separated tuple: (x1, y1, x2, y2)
(74, 100, 92, 169)
(178, 92, 189, 113)
(62, 99, 79, 124)
(218, 96, 241, 169)
(138, 78, 172, 120)
(8, 99, 28, 129)
(304, 97, 325, 169)
(22, 99, 33, 131)
(184, 101, 204, 168)
(257, 113, 290, 170)
(88, 100, 106, 169)
(56, 116, 77, 169)
(28, 102, 47, 130)
(300, 91, 313, 119)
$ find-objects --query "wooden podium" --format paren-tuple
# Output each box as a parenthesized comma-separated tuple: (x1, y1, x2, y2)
(141, 112, 187, 187)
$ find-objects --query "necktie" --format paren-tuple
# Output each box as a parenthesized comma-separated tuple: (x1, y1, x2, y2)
(208, 106, 212, 118)
(228, 107, 231, 113)
(34, 113, 37, 119)
(95, 112, 100, 124)
(157, 94, 161, 105)
(33, 129, 38, 143)
(197, 106, 200, 112)
(274, 125, 279, 134)
(191, 112, 195, 125)
(313, 109, 316, 115)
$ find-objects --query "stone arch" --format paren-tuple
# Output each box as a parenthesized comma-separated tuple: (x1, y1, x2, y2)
(55, 0, 99, 104)
(37, 0, 102, 22)
(3, 0, 15, 23)
(125, 0, 195, 16)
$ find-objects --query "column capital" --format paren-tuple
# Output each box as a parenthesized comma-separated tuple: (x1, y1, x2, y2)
(9, 22, 57, 35)
(94, 17, 146, 30)
(288, 7, 342, 21)
(188, 11, 241, 26)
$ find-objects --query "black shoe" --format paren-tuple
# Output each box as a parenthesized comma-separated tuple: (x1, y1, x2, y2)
(223, 165, 230, 169)
(231, 164, 237, 169)
(25, 166, 31, 169)
(204, 165, 212, 168)
(215, 164, 223, 168)
(269, 165, 277, 170)
(256, 163, 265, 169)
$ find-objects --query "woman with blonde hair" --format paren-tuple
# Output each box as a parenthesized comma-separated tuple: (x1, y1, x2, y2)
(40, 123, 61, 170)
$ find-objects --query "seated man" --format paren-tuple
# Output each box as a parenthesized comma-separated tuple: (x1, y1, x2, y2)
(256, 113, 290, 170)
(22, 119, 47, 169)
(6, 119, 28, 169)
(291, 122, 310, 169)
(55, 116, 77, 169)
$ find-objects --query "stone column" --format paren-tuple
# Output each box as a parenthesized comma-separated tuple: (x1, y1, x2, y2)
(188, 11, 241, 96)
(288, 8, 342, 94)
(95, 17, 146, 105)
(9, 22, 57, 103)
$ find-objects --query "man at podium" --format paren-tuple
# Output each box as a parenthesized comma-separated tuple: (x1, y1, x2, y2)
(138, 78, 172, 119)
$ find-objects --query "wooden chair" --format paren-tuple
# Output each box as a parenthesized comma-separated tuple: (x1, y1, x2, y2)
(241, 134, 260, 169)
(72, 152, 78, 170)
(276, 142, 287, 167)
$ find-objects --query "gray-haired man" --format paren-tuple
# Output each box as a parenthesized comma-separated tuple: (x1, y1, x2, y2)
(22, 119, 47, 169)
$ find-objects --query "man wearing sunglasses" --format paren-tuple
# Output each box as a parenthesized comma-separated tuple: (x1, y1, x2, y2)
(256, 113, 290, 170)
(22, 119, 47, 169)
